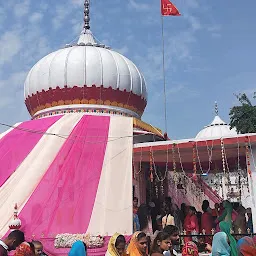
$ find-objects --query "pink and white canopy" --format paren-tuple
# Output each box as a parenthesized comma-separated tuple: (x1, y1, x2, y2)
(0, 114, 133, 253)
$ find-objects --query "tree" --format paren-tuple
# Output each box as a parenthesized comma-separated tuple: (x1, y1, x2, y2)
(229, 93, 256, 134)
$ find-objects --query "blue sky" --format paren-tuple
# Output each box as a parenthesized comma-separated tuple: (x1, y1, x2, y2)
(0, 0, 255, 139)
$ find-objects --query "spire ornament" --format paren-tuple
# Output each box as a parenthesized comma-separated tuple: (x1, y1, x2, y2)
(9, 203, 21, 230)
(83, 0, 90, 30)
(215, 101, 219, 116)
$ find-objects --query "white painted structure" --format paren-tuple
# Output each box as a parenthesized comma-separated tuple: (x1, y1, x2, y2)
(24, 30, 147, 102)
(196, 115, 237, 139)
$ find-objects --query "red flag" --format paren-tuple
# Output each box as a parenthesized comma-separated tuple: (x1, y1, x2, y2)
(161, 0, 181, 16)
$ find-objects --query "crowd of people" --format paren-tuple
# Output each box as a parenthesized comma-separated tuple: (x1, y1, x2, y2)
(0, 230, 45, 256)
(133, 197, 253, 239)
(130, 196, 256, 255)
(0, 197, 255, 256)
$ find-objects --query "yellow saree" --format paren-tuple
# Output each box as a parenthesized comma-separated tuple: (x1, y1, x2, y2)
(106, 233, 126, 256)
(126, 232, 144, 256)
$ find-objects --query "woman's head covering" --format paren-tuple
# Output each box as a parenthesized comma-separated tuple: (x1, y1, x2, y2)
(237, 237, 256, 256)
(219, 221, 238, 256)
(219, 221, 232, 234)
(14, 242, 34, 256)
(127, 232, 144, 256)
(212, 232, 230, 256)
(182, 241, 198, 256)
(106, 233, 125, 256)
(68, 241, 86, 256)
(223, 201, 232, 209)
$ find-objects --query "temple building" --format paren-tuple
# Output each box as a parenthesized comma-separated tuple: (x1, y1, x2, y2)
(0, 1, 163, 254)
(1, 1, 256, 255)
(133, 103, 256, 227)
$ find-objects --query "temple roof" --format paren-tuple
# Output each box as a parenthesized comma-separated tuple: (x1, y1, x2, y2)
(196, 115, 237, 139)
(196, 102, 237, 139)
(24, 0, 147, 119)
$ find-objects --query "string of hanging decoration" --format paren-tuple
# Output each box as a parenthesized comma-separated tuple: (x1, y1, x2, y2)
(133, 136, 255, 202)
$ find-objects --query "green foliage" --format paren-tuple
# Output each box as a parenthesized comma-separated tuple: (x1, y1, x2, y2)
(229, 93, 256, 134)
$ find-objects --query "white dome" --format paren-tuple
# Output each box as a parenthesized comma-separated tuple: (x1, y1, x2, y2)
(24, 30, 147, 118)
(196, 115, 237, 139)
(24, 45, 147, 99)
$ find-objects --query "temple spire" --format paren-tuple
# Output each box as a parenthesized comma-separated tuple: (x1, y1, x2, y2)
(215, 101, 219, 116)
(83, 0, 90, 30)
(77, 0, 97, 45)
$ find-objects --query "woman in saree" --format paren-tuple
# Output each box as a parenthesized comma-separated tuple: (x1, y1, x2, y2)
(212, 232, 231, 256)
(14, 242, 35, 256)
(150, 232, 171, 256)
(127, 232, 148, 256)
(106, 233, 126, 256)
(237, 237, 256, 256)
(68, 241, 87, 256)
(183, 207, 199, 243)
(216, 201, 233, 229)
(219, 221, 238, 256)
(201, 200, 213, 244)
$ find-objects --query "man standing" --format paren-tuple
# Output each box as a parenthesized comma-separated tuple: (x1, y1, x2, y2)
(163, 225, 180, 256)
(0, 230, 25, 256)
(133, 197, 139, 214)
(133, 197, 140, 232)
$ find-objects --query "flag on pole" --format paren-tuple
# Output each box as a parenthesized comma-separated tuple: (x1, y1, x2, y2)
(161, 0, 181, 16)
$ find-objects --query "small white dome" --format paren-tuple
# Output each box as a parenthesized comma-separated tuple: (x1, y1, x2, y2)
(9, 218, 21, 227)
(196, 115, 237, 139)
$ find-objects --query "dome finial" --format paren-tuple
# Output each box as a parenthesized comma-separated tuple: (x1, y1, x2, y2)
(83, 0, 90, 30)
(215, 101, 219, 116)
(9, 203, 21, 230)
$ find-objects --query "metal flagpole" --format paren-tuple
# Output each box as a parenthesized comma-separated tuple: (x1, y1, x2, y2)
(160, 0, 181, 137)
(161, 14, 168, 135)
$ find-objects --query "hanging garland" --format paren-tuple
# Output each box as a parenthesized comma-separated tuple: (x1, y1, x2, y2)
(160, 145, 169, 195)
(220, 138, 230, 196)
(245, 142, 252, 177)
(155, 180, 159, 199)
(221, 138, 233, 196)
(159, 170, 164, 196)
(149, 148, 154, 183)
(220, 138, 226, 174)
(195, 142, 204, 174)
(152, 147, 168, 182)
(132, 148, 142, 180)
(172, 143, 178, 184)
(192, 143, 197, 180)
(205, 140, 214, 174)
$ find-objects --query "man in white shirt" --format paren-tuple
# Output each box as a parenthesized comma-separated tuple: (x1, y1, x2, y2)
(163, 225, 180, 256)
